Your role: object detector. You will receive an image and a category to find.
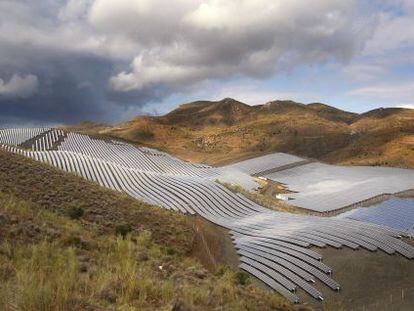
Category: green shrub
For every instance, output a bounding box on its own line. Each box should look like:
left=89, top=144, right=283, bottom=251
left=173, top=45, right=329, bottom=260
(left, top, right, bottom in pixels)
left=115, top=224, right=132, bottom=238
left=215, top=264, right=232, bottom=277
left=215, top=265, right=250, bottom=285
left=65, top=204, right=84, bottom=220
left=233, top=271, right=250, bottom=285
left=165, top=246, right=177, bottom=256
left=135, top=126, right=154, bottom=140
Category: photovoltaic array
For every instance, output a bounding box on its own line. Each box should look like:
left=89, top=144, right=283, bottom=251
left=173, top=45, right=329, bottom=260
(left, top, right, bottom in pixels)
left=1, top=128, right=413, bottom=303
left=225, top=154, right=414, bottom=212
left=337, top=198, right=414, bottom=237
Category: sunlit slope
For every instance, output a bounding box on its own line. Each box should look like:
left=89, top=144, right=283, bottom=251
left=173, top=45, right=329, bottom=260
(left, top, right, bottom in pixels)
left=0, top=149, right=293, bottom=310
left=101, top=98, right=354, bottom=164
left=91, top=98, right=414, bottom=167
left=325, top=108, right=414, bottom=167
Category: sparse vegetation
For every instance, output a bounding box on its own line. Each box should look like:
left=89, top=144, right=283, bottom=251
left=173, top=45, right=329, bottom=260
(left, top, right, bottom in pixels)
left=64, top=203, right=84, bottom=220
left=115, top=223, right=133, bottom=238
left=131, top=124, right=155, bottom=140
left=82, top=98, right=414, bottom=169
left=217, top=180, right=305, bottom=214
left=0, top=149, right=193, bottom=254
left=0, top=150, right=295, bottom=310
left=0, top=192, right=294, bottom=310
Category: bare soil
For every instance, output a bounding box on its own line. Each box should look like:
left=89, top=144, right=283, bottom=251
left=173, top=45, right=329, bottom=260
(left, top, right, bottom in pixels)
left=298, top=243, right=414, bottom=311
left=189, top=216, right=240, bottom=272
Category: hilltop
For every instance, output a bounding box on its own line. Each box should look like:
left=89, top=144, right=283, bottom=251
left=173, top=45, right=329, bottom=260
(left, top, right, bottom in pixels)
left=77, top=98, right=414, bottom=168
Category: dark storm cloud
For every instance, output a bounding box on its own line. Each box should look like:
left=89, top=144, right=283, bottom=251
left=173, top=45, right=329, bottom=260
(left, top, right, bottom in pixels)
left=0, top=0, right=389, bottom=124
left=0, top=53, right=117, bottom=125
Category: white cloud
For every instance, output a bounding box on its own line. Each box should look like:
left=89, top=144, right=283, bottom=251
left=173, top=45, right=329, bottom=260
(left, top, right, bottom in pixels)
left=363, top=0, right=414, bottom=55
left=0, top=74, right=38, bottom=98
left=342, top=62, right=387, bottom=81
left=212, top=85, right=317, bottom=106
left=0, top=1, right=104, bottom=62
left=0, top=0, right=385, bottom=100
left=347, top=81, right=414, bottom=104
left=58, top=0, right=89, bottom=22
left=397, top=104, right=414, bottom=110
left=95, top=0, right=371, bottom=92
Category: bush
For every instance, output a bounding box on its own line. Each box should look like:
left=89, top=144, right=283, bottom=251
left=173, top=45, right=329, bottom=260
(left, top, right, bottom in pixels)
left=233, top=271, right=250, bottom=285
left=65, top=204, right=84, bottom=220
left=115, top=224, right=132, bottom=238
left=215, top=265, right=250, bottom=285
left=135, top=126, right=154, bottom=140
left=215, top=264, right=232, bottom=277
left=165, top=246, right=177, bottom=256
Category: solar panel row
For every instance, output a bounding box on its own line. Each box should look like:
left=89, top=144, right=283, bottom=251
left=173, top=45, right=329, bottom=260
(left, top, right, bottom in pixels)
left=1, top=129, right=413, bottom=303
left=224, top=153, right=305, bottom=175
left=264, top=162, right=414, bottom=212
left=338, top=198, right=414, bottom=236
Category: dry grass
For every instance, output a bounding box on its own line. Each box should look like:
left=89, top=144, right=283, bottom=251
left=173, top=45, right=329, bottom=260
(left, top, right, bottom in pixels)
left=216, top=180, right=306, bottom=214
left=0, top=149, right=193, bottom=254
left=81, top=99, right=414, bottom=168
left=0, top=150, right=295, bottom=310
left=4, top=242, right=79, bottom=310
left=0, top=192, right=294, bottom=310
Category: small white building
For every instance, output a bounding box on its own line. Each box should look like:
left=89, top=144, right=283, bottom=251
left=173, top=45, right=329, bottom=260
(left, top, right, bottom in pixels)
left=276, top=194, right=289, bottom=201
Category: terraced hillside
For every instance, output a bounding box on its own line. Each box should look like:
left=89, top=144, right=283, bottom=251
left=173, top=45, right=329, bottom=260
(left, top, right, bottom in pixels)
left=1, top=128, right=414, bottom=306
left=88, top=98, right=414, bottom=168
left=0, top=148, right=292, bottom=310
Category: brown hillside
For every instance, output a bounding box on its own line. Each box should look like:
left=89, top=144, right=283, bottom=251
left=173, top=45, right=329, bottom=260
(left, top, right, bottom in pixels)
left=162, top=98, right=254, bottom=126
left=324, top=108, right=414, bottom=167
left=63, top=121, right=111, bottom=136
left=72, top=98, right=414, bottom=168
left=0, top=150, right=294, bottom=310
left=355, top=107, right=408, bottom=120
left=307, top=102, right=358, bottom=124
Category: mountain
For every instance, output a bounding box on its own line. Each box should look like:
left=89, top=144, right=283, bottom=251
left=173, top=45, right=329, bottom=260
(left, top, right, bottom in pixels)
left=75, top=98, right=414, bottom=168
left=307, top=102, right=358, bottom=124
left=162, top=98, right=254, bottom=126
left=324, top=107, right=414, bottom=167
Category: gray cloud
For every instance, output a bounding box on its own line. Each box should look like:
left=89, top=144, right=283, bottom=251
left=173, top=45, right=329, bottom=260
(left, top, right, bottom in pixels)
left=0, top=0, right=384, bottom=124
left=0, top=74, right=38, bottom=98
left=100, top=0, right=373, bottom=92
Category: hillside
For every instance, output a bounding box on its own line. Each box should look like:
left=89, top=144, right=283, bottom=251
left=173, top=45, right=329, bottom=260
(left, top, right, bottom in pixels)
left=84, top=98, right=414, bottom=168
left=1, top=130, right=414, bottom=310
left=0, top=150, right=293, bottom=310
left=324, top=107, right=414, bottom=167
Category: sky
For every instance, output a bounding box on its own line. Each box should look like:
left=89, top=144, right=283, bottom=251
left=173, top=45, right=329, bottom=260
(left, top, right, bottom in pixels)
left=0, top=0, right=413, bottom=125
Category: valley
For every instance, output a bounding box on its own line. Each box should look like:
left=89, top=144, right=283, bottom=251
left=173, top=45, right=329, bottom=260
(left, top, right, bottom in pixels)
left=1, top=127, right=414, bottom=310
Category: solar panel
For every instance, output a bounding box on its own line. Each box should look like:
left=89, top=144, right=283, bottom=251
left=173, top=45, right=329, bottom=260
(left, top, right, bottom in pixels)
left=1, top=129, right=414, bottom=303
left=263, top=163, right=414, bottom=212
left=224, top=152, right=305, bottom=175
left=337, top=198, right=414, bottom=236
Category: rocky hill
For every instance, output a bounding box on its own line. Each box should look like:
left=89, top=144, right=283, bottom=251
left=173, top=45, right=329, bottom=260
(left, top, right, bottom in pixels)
left=70, top=98, right=414, bottom=168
